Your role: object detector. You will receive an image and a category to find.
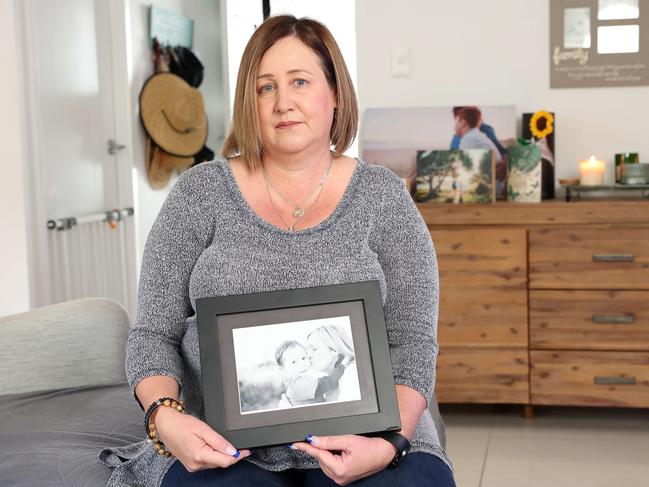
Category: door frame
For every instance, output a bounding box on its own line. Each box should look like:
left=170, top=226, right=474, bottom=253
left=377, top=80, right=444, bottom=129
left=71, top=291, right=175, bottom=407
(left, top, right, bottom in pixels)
left=15, top=0, right=137, bottom=315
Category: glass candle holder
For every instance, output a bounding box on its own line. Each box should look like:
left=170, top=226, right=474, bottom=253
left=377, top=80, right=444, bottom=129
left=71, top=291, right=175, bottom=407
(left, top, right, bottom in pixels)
left=579, top=156, right=605, bottom=186
left=615, top=152, right=639, bottom=183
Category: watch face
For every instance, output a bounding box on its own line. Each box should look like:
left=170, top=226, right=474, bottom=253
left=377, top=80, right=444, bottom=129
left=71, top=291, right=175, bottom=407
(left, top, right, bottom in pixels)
left=389, top=449, right=407, bottom=469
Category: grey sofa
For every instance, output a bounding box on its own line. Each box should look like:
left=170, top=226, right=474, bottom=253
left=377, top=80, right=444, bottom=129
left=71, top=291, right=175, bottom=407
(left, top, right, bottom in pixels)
left=0, top=298, right=142, bottom=487
left=0, top=298, right=446, bottom=487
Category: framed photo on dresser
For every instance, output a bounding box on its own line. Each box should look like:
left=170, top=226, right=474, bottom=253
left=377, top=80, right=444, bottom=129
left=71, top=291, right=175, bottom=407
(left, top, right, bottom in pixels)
left=415, top=149, right=495, bottom=204
left=196, top=281, right=401, bottom=449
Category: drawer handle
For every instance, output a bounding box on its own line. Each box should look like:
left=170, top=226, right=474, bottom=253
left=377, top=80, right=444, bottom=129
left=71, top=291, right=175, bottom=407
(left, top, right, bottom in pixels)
left=592, top=314, right=636, bottom=324
left=592, top=253, right=635, bottom=262
left=594, top=376, right=636, bottom=386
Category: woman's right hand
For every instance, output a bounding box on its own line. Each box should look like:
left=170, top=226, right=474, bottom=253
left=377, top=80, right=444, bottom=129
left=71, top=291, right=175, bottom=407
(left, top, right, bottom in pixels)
left=154, top=406, right=251, bottom=472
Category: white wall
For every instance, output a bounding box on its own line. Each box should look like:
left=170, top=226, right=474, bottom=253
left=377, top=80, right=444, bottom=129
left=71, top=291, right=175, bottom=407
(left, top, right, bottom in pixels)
left=356, top=0, right=649, bottom=184
left=0, top=0, right=30, bottom=315
left=225, top=0, right=264, bottom=120
left=128, top=0, right=227, bottom=265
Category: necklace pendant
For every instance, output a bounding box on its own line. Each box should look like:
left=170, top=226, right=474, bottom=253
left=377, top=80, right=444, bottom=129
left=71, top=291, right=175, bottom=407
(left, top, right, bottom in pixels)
left=293, top=206, right=305, bottom=218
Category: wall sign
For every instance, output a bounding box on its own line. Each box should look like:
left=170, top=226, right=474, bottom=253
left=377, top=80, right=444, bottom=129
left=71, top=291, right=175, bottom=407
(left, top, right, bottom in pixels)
left=149, top=5, right=194, bottom=49
left=550, top=0, right=649, bottom=88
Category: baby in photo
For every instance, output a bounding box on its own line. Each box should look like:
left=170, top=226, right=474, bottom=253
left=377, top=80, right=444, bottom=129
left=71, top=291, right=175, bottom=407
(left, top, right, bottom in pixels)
left=275, top=340, right=344, bottom=407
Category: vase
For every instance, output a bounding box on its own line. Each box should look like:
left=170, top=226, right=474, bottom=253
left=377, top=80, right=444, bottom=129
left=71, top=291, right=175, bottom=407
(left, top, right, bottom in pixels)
left=507, top=144, right=542, bottom=203
left=523, top=112, right=556, bottom=199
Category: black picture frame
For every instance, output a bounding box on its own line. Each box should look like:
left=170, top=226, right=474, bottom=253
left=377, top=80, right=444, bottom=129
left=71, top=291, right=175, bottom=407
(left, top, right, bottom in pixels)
left=196, top=281, right=400, bottom=450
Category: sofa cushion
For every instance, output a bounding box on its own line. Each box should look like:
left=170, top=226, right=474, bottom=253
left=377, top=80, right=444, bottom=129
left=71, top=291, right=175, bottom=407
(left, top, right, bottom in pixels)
left=0, top=383, right=142, bottom=487
left=0, top=298, right=129, bottom=394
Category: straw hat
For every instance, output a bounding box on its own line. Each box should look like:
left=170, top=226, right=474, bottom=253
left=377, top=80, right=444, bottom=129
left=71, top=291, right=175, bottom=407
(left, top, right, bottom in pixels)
left=145, top=139, right=194, bottom=190
left=140, top=72, right=207, bottom=157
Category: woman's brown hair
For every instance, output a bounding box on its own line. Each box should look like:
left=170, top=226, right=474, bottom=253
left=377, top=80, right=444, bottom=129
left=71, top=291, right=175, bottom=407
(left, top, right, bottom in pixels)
left=221, top=15, right=358, bottom=170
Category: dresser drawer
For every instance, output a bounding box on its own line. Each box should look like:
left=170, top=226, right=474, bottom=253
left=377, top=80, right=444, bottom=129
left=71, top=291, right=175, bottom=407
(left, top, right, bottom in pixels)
left=530, top=351, right=649, bottom=407
left=530, top=290, right=649, bottom=351
left=529, top=227, right=649, bottom=289
left=433, top=228, right=527, bottom=289
left=434, top=228, right=528, bottom=346
left=436, top=348, right=529, bottom=404
left=440, top=287, right=527, bottom=347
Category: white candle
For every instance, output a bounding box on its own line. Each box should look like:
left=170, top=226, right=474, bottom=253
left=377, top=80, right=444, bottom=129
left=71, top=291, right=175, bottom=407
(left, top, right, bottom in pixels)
left=579, top=156, right=605, bottom=186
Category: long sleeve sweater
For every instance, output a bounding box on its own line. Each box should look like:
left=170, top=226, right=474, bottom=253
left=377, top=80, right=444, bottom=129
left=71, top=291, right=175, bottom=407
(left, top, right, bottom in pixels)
left=101, top=158, right=451, bottom=486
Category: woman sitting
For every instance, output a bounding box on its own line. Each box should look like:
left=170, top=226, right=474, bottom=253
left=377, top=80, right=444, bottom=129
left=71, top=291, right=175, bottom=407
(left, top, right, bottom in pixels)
left=103, top=14, right=455, bottom=487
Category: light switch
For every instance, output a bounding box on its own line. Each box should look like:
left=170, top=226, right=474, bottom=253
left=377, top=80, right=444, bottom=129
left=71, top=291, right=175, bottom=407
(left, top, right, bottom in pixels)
left=391, top=47, right=411, bottom=77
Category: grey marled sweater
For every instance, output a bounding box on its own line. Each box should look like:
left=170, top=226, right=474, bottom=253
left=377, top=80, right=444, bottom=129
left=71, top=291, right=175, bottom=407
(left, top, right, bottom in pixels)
left=101, top=158, right=451, bottom=486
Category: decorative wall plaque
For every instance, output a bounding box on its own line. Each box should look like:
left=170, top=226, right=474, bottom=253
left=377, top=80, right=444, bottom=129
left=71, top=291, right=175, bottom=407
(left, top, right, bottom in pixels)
left=550, top=0, right=649, bottom=88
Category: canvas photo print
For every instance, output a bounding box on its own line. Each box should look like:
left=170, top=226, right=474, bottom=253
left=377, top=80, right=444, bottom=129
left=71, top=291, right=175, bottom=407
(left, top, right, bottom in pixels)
left=361, top=105, right=515, bottom=199
left=415, top=149, right=495, bottom=203
left=232, top=316, right=361, bottom=415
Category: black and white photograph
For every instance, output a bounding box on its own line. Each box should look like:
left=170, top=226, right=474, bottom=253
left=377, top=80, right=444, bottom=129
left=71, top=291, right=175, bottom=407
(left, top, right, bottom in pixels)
left=232, top=316, right=362, bottom=415
left=197, top=283, right=398, bottom=449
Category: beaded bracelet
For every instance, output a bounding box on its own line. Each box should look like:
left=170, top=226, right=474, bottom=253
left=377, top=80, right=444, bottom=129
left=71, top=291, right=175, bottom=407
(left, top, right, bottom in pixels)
left=144, top=397, right=186, bottom=457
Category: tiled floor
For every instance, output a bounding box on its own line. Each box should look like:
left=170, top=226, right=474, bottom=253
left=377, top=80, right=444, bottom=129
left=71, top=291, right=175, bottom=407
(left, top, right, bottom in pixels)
left=441, top=404, right=649, bottom=487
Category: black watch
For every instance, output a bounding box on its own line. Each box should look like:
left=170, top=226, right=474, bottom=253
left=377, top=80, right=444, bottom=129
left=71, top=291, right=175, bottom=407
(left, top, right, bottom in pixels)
left=374, top=431, right=411, bottom=469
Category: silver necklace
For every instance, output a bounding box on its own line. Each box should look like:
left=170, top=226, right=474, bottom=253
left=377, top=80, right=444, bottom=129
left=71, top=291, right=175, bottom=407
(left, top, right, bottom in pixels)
left=262, top=156, right=333, bottom=232
left=262, top=156, right=333, bottom=219
left=264, top=177, right=325, bottom=232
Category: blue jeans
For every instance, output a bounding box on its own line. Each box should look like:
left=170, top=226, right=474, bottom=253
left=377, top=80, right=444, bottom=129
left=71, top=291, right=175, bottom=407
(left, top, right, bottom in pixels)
left=161, top=453, right=455, bottom=486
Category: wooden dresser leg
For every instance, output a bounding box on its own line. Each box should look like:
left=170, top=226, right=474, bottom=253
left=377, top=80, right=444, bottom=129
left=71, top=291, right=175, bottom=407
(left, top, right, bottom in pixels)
left=521, top=405, right=535, bottom=418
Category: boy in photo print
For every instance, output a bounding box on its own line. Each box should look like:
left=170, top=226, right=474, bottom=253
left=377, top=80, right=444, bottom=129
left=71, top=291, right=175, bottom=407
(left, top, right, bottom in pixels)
left=274, top=340, right=344, bottom=407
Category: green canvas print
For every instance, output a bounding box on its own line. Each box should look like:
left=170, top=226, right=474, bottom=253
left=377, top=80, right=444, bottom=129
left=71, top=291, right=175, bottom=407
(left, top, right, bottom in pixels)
left=507, top=144, right=542, bottom=202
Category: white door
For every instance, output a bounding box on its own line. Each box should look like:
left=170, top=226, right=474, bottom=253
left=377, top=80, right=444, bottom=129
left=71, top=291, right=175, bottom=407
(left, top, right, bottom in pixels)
left=19, top=0, right=137, bottom=317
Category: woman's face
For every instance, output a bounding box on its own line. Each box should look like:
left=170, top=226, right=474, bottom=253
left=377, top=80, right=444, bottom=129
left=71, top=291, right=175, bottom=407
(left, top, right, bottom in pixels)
left=256, top=36, right=337, bottom=157
left=307, top=332, right=338, bottom=373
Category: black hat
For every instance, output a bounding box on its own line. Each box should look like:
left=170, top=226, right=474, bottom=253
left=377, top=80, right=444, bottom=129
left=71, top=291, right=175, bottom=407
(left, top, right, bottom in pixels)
left=169, top=46, right=204, bottom=88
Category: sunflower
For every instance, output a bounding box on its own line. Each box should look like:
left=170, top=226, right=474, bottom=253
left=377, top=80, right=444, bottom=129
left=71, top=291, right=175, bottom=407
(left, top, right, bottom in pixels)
left=529, top=110, right=554, bottom=140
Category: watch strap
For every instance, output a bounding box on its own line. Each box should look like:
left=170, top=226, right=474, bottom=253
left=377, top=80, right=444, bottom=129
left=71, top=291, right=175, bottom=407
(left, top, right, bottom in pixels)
left=373, top=431, right=411, bottom=469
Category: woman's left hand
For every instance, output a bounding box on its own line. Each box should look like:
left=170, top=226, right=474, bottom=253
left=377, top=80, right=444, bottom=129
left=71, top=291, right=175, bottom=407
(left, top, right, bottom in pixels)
left=291, top=434, right=395, bottom=486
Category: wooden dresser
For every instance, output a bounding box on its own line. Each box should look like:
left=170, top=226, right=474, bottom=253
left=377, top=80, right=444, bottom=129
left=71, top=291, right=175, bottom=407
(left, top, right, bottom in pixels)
left=418, top=201, right=649, bottom=408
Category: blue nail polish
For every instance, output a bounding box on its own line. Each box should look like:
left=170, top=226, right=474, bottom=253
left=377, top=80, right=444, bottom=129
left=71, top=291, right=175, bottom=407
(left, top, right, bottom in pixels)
left=232, top=450, right=240, bottom=458
left=288, top=444, right=295, bottom=449
left=306, top=434, right=313, bottom=444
